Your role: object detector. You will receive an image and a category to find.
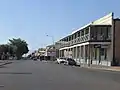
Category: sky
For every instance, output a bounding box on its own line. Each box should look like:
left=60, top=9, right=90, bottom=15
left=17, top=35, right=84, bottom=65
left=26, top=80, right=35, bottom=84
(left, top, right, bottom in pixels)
left=0, top=0, right=120, bottom=52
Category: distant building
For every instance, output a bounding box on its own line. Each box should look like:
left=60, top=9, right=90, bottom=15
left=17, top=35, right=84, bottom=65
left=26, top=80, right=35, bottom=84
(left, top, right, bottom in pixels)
left=38, top=48, right=46, bottom=56
left=45, top=45, right=56, bottom=57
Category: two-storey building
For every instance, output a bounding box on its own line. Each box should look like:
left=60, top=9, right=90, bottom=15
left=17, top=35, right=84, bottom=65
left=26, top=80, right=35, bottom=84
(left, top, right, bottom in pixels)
left=55, top=13, right=120, bottom=66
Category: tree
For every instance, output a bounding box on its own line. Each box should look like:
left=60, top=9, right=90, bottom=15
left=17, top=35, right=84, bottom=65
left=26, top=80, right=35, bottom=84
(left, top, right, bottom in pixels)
left=0, top=44, right=12, bottom=59
left=9, top=38, right=29, bottom=59
left=8, top=45, right=17, bottom=56
left=0, top=44, right=8, bottom=54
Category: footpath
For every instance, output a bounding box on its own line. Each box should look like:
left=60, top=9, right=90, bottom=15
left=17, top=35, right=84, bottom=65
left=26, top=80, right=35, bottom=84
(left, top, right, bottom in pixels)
left=82, top=64, right=120, bottom=72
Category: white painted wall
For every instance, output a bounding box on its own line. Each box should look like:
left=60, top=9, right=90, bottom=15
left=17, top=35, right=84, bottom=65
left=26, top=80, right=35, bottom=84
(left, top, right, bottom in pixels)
left=92, top=13, right=113, bottom=25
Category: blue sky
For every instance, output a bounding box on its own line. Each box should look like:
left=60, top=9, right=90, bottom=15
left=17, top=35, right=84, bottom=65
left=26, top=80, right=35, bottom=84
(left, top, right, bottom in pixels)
left=0, top=0, right=120, bottom=51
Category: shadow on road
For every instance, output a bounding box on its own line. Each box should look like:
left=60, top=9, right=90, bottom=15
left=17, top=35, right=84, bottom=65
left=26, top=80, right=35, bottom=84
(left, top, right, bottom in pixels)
left=0, top=62, right=13, bottom=68
left=0, top=72, right=32, bottom=75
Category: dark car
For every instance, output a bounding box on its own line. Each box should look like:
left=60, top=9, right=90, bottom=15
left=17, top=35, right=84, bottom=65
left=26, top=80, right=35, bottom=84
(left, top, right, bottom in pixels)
left=66, top=58, right=76, bottom=66
left=33, top=57, right=37, bottom=61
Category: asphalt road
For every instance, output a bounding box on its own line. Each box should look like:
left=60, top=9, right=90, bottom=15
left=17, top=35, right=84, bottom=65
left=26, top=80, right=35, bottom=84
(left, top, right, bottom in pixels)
left=0, top=60, right=120, bottom=90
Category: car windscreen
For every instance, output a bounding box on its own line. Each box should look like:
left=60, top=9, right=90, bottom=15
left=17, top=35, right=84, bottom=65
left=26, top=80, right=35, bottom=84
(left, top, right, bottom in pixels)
left=67, top=58, right=74, bottom=61
left=60, top=58, right=66, bottom=59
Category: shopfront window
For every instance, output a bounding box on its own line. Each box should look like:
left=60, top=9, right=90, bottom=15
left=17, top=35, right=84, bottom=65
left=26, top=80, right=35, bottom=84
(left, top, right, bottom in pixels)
left=104, top=48, right=107, bottom=60
left=100, top=48, right=107, bottom=60
left=94, top=48, right=97, bottom=59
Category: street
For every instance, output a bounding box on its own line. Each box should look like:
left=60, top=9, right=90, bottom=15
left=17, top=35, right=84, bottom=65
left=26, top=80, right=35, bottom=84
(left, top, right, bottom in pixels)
left=0, top=60, right=120, bottom=90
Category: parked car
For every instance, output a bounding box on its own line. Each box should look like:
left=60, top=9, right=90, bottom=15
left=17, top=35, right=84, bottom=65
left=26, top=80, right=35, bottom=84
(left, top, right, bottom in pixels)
left=75, top=59, right=81, bottom=67
left=65, top=58, right=76, bottom=66
left=56, top=57, right=66, bottom=64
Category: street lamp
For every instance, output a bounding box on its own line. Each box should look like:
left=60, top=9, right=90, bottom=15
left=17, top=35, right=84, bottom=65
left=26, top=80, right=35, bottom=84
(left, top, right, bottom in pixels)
left=46, top=35, right=55, bottom=45
left=46, top=35, right=56, bottom=60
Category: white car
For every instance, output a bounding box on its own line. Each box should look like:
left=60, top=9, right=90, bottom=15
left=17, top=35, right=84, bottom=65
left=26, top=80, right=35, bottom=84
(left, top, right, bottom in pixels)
left=75, top=59, right=81, bottom=66
left=56, top=58, right=66, bottom=64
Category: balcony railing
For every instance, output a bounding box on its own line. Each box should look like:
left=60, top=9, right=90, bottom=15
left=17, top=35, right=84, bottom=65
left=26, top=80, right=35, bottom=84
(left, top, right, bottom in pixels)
left=60, top=34, right=90, bottom=48
left=90, top=34, right=111, bottom=41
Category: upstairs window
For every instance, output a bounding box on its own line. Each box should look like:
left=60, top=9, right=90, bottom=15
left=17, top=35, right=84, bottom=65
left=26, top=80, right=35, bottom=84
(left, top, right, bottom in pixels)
left=78, top=31, right=80, bottom=37
left=81, top=30, right=84, bottom=36
left=85, top=28, right=89, bottom=34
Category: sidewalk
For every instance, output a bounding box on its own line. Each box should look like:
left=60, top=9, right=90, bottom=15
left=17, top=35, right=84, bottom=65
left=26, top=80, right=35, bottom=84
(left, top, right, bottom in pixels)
left=108, top=66, right=120, bottom=71
left=81, top=64, right=120, bottom=72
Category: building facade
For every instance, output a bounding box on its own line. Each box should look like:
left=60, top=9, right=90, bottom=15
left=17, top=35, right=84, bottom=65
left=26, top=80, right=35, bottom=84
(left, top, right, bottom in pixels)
left=55, top=13, right=120, bottom=66
left=45, top=45, right=56, bottom=57
left=38, top=48, right=46, bottom=56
